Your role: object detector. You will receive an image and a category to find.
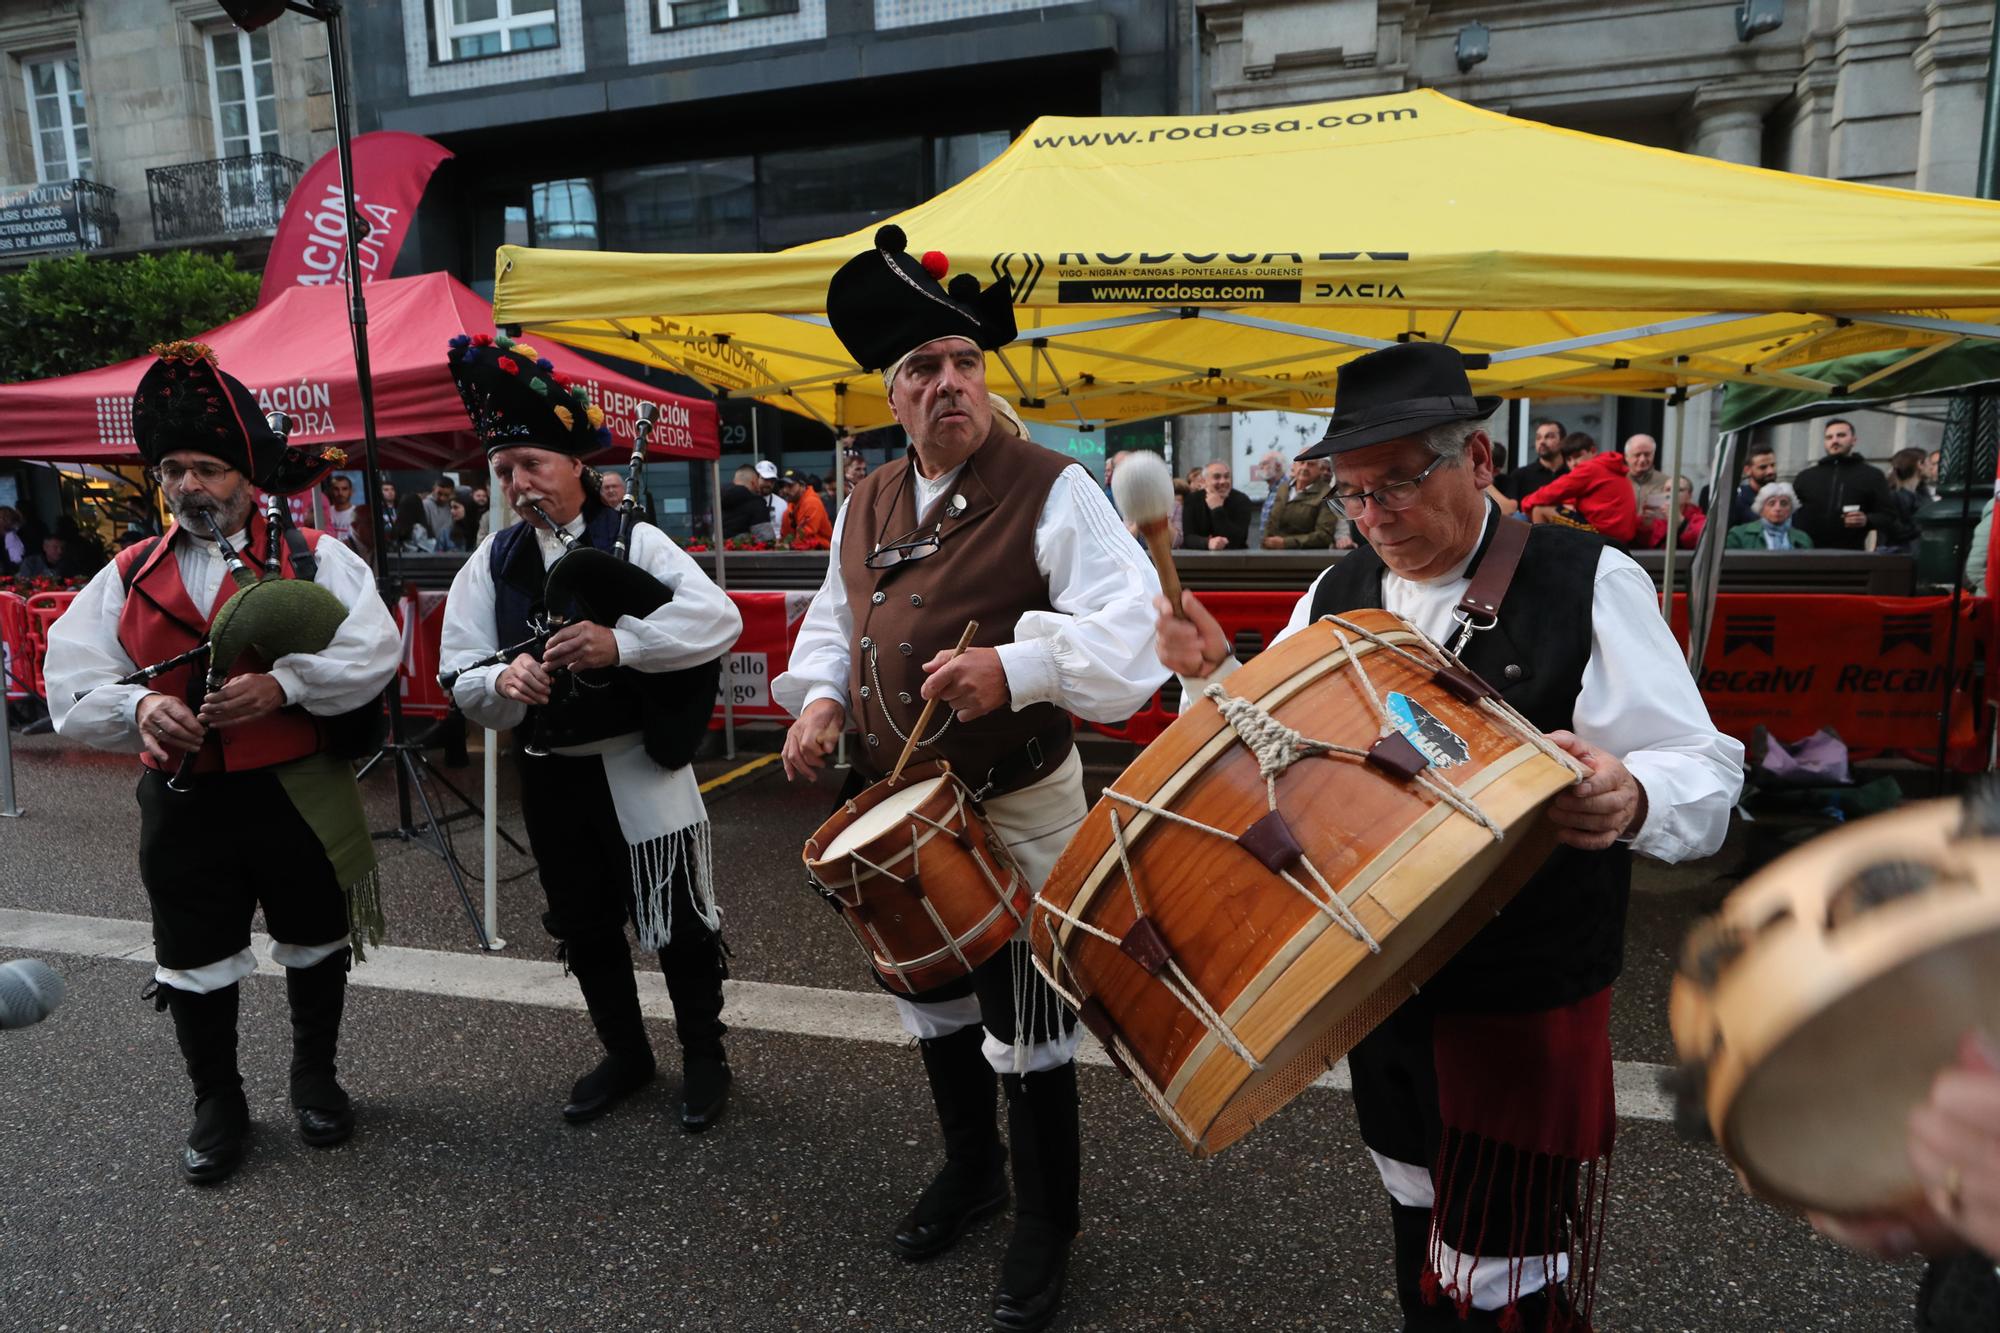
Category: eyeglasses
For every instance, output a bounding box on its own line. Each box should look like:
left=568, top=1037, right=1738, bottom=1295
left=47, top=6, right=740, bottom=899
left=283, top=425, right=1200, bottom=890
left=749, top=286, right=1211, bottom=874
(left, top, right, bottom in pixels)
left=1329, top=455, right=1451, bottom=519
left=864, top=523, right=942, bottom=570
left=152, top=461, right=236, bottom=487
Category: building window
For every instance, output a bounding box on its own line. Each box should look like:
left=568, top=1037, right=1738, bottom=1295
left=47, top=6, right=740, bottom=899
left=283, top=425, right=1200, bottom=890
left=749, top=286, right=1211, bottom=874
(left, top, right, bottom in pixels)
left=757, top=138, right=922, bottom=250
left=531, top=178, right=598, bottom=248
left=206, top=29, right=280, bottom=159
left=934, top=131, right=1009, bottom=190
left=655, top=0, right=798, bottom=30
left=436, top=0, right=558, bottom=61
left=23, top=52, right=89, bottom=183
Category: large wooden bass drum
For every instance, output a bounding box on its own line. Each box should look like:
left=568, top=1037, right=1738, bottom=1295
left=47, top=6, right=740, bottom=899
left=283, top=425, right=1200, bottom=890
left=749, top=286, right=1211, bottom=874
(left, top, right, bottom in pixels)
left=1031, top=610, right=1581, bottom=1157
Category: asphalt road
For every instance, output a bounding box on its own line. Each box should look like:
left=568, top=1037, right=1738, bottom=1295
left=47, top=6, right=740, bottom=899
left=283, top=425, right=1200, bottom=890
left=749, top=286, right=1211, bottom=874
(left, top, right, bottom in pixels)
left=0, top=727, right=1930, bottom=1331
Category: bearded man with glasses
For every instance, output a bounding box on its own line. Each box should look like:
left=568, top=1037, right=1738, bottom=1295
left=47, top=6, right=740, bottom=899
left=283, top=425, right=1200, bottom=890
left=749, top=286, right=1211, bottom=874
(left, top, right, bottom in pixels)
left=45, top=342, right=400, bottom=1186
left=1153, top=343, right=1743, bottom=1332
left=775, top=227, right=1165, bottom=1333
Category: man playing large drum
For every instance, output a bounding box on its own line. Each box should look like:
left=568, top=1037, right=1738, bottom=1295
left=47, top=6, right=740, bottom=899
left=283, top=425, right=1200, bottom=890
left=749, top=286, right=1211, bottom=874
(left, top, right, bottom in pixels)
left=777, top=225, right=1165, bottom=1333
left=1154, top=342, right=1743, bottom=1332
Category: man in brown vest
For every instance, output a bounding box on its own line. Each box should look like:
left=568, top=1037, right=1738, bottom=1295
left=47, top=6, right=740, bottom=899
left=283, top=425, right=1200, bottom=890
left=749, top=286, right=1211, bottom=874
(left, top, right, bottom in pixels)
left=776, top=226, right=1166, bottom=1333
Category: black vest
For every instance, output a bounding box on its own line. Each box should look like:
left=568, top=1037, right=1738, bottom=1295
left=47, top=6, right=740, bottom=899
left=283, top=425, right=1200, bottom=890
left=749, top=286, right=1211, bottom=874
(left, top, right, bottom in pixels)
left=1310, top=514, right=1632, bottom=1013
left=491, top=503, right=719, bottom=771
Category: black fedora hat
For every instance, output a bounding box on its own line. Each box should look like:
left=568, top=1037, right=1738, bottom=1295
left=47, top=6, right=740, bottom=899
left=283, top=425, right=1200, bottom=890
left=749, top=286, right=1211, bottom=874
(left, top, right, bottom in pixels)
left=1296, top=343, right=1500, bottom=460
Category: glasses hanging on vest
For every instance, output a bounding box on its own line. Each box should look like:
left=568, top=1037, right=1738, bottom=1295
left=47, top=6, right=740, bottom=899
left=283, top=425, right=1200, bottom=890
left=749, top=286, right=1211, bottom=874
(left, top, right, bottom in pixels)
left=865, top=521, right=943, bottom=570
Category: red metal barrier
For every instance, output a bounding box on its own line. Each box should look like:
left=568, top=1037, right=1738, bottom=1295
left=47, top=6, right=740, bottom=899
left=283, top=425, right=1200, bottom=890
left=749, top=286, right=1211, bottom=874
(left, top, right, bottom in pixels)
left=21, top=578, right=1996, bottom=772
left=1083, top=592, right=1300, bottom=746
left=22, top=592, right=78, bottom=702
left=393, top=590, right=452, bottom=719
left=0, top=592, right=32, bottom=702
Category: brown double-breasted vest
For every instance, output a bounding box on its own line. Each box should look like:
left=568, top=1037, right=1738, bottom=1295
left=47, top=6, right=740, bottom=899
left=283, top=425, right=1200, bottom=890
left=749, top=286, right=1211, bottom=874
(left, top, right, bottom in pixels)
left=838, top=424, right=1076, bottom=793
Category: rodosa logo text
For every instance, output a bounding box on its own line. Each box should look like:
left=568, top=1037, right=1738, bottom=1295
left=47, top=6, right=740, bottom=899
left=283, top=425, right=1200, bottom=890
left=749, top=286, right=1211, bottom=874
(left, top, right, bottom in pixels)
left=1031, top=105, right=1419, bottom=151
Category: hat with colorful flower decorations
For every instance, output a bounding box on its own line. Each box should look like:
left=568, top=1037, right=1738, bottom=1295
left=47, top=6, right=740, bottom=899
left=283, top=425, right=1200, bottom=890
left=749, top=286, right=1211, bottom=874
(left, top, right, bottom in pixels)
left=445, top=330, right=610, bottom=457
left=131, top=341, right=286, bottom=482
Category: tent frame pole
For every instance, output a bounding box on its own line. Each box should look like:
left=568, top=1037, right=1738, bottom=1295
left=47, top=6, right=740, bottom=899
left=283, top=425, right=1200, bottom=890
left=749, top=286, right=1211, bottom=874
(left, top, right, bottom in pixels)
left=711, top=454, right=734, bottom=761
left=1686, top=431, right=1738, bottom=671
left=1661, top=383, right=1688, bottom=616
left=1843, top=312, right=2000, bottom=341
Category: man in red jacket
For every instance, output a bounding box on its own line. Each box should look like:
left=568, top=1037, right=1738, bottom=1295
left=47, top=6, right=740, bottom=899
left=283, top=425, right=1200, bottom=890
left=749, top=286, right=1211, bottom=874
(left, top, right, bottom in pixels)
left=1520, top=432, right=1639, bottom=546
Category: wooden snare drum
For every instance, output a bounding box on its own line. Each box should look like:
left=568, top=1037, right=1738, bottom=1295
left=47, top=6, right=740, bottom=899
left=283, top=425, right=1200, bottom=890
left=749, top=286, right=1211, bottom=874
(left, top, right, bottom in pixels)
left=1669, top=793, right=2000, bottom=1213
left=1031, top=609, right=1582, bottom=1157
left=805, top=761, right=1029, bottom=995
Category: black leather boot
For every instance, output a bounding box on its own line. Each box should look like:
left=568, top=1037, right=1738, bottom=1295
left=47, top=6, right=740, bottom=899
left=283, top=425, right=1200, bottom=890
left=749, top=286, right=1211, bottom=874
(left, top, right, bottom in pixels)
left=163, top=983, right=249, bottom=1185
left=560, top=932, right=655, bottom=1123
left=991, top=1062, right=1080, bottom=1333
left=286, top=948, right=355, bottom=1148
left=894, top=1025, right=1008, bottom=1262
left=659, top=927, right=730, bottom=1133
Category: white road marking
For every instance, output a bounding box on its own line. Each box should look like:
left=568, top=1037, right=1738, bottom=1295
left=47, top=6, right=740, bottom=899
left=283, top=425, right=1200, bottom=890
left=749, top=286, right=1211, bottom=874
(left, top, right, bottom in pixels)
left=0, top=906, right=1675, bottom=1123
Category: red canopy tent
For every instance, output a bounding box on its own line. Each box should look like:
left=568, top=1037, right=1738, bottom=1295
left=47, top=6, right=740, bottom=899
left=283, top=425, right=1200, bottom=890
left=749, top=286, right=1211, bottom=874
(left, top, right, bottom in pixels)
left=0, top=272, right=719, bottom=469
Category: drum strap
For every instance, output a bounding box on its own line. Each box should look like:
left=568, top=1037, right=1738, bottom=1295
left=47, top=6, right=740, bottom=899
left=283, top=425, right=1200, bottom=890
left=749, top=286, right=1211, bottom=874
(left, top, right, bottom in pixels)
left=1448, top=511, right=1530, bottom=656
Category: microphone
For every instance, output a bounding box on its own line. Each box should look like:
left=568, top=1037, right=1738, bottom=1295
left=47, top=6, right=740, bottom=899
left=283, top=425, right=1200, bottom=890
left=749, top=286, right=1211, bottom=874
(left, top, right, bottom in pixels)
left=0, top=959, right=64, bottom=1029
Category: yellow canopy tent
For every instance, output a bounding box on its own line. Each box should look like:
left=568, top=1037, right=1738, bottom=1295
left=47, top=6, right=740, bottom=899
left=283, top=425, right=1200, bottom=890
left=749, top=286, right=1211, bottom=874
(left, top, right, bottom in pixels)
left=493, top=88, right=2000, bottom=434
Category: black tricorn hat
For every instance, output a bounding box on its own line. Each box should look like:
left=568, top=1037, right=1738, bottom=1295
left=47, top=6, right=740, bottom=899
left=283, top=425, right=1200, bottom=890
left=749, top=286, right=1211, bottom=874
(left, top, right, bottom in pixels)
left=446, top=331, right=611, bottom=457
left=826, top=224, right=1016, bottom=372
left=1296, top=343, right=1501, bottom=460
left=132, top=341, right=286, bottom=482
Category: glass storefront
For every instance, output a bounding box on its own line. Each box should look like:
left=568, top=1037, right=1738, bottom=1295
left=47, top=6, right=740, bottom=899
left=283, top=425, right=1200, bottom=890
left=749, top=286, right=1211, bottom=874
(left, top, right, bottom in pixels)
left=600, top=157, right=757, bottom=252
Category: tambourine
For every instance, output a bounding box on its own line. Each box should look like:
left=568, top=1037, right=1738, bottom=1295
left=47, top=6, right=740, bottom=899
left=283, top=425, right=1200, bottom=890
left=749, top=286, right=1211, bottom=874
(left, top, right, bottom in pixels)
left=1669, top=789, right=2000, bottom=1213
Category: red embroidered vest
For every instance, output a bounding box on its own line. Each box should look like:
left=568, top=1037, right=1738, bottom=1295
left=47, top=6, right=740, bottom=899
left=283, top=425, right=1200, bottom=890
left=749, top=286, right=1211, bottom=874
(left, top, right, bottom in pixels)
left=115, top=512, right=327, bottom=775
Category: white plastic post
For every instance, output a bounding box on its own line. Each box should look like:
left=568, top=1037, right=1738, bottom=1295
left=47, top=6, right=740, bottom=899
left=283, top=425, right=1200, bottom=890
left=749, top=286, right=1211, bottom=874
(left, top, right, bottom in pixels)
left=481, top=727, right=505, bottom=950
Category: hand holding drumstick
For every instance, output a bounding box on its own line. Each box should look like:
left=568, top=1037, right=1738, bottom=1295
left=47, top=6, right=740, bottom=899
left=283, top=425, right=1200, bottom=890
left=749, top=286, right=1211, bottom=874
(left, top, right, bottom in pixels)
left=903, top=621, right=986, bottom=780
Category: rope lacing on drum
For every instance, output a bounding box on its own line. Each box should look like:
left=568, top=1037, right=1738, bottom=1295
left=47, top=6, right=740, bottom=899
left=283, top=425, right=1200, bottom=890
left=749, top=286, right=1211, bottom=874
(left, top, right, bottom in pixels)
left=1095, top=786, right=1381, bottom=951
left=1039, top=808, right=1266, bottom=1071
left=808, top=777, right=1029, bottom=997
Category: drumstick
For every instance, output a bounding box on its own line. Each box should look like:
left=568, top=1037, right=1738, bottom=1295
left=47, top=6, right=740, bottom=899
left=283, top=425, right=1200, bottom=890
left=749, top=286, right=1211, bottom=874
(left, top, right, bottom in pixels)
left=889, top=619, right=979, bottom=785
left=1110, top=451, right=1186, bottom=618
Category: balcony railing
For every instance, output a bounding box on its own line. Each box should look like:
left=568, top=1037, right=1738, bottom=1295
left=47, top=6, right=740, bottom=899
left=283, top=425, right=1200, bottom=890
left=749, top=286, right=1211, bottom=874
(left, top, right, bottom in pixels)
left=0, top=179, right=118, bottom=258
left=147, top=152, right=304, bottom=244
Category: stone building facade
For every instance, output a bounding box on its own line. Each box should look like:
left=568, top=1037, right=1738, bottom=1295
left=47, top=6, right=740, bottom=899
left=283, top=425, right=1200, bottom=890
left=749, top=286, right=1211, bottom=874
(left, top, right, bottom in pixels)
left=1193, top=0, right=1994, bottom=479
left=0, top=0, right=336, bottom=265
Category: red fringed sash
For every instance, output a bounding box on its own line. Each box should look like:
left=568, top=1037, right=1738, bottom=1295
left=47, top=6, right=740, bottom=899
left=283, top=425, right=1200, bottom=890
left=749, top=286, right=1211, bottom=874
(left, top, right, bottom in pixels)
left=1424, top=988, right=1617, bottom=1331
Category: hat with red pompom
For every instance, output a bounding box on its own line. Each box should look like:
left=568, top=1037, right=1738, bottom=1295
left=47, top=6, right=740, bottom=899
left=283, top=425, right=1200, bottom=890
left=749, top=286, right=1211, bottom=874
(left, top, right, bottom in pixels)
left=444, top=330, right=611, bottom=457
left=825, top=224, right=1016, bottom=373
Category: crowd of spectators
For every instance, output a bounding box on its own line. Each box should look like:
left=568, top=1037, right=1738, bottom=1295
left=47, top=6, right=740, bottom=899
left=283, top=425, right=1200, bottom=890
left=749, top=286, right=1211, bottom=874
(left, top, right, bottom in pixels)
left=0, top=503, right=109, bottom=582
left=272, top=414, right=1953, bottom=567
left=716, top=457, right=841, bottom=544
left=1120, top=412, right=1952, bottom=568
